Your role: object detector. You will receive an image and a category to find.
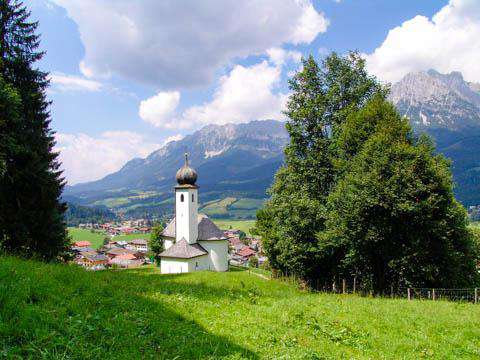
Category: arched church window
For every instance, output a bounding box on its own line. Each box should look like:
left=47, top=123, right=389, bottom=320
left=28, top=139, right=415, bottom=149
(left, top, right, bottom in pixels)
left=192, top=194, right=194, bottom=202
left=180, top=194, right=184, bottom=202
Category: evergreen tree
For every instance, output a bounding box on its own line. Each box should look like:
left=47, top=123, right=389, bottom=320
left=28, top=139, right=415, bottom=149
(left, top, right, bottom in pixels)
left=0, top=76, right=18, bottom=178
left=0, top=1, right=68, bottom=260
left=325, top=96, right=479, bottom=291
left=255, top=53, right=384, bottom=284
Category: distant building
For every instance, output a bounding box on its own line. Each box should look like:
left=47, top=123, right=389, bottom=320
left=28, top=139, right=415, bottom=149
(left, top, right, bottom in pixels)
left=73, top=241, right=91, bottom=247
left=159, top=154, right=228, bottom=274
left=76, top=253, right=108, bottom=269
left=126, top=239, right=148, bottom=252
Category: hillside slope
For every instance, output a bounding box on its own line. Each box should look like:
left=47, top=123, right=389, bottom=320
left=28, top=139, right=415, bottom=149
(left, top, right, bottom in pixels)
left=64, top=120, right=287, bottom=218
left=65, top=71, right=480, bottom=216
left=1, top=257, right=479, bottom=358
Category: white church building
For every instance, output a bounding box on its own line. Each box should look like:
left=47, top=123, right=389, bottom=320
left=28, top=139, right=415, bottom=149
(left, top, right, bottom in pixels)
left=159, top=154, right=229, bottom=274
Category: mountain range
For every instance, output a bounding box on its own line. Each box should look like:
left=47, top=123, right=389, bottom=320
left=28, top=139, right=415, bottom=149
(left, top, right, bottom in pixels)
left=64, top=70, right=480, bottom=218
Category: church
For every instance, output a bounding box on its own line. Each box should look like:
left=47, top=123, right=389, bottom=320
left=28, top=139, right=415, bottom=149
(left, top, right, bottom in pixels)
left=159, top=154, right=229, bottom=274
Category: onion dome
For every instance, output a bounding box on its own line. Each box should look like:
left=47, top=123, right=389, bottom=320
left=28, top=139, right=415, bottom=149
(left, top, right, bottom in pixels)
left=176, top=153, right=197, bottom=185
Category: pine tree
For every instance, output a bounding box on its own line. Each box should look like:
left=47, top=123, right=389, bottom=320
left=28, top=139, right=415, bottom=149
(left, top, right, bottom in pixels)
left=0, top=0, right=68, bottom=260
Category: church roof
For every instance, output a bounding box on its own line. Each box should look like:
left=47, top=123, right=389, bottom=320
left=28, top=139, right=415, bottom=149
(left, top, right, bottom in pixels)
left=161, top=213, right=227, bottom=241
left=159, top=238, right=208, bottom=259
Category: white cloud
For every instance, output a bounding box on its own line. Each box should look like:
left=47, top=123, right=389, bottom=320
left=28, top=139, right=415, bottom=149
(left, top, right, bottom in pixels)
left=56, top=131, right=160, bottom=184
left=174, top=61, right=288, bottom=129
left=266, top=47, right=302, bottom=67
left=366, top=0, right=480, bottom=83
left=139, top=91, right=180, bottom=127
left=51, top=0, right=328, bottom=88
left=49, top=73, right=103, bottom=92
left=162, top=134, right=184, bottom=146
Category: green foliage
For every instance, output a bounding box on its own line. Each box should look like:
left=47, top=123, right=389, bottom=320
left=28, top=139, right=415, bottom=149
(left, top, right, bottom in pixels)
left=0, top=1, right=68, bottom=260
left=256, top=52, right=478, bottom=291
left=65, top=203, right=117, bottom=226
left=1, top=256, right=479, bottom=359
left=256, top=52, right=384, bottom=285
left=325, top=96, right=479, bottom=291
left=249, top=255, right=259, bottom=268
left=149, top=222, right=165, bottom=265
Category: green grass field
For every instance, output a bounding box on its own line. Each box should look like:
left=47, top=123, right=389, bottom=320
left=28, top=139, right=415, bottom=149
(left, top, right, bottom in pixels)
left=68, top=227, right=106, bottom=249
left=112, top=233, right=151, bottom=242
left=68, top=228, right=151, bottom=249
left=1, top=256, right=479, bottom=359
left=213, top=219, right=256, bottom=236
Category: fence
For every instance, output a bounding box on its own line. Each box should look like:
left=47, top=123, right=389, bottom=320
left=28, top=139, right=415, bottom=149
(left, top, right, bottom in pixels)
left=268, top=272, right=479, bottom=304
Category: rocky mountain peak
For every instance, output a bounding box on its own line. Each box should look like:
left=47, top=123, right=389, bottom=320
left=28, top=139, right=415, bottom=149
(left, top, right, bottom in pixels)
left=389, top=69, right=480, bottom=130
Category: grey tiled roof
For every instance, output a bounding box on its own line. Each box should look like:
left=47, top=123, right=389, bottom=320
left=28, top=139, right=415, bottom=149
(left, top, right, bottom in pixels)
left=159, top=238, right=208, bottom=259
left=130, top=239, right=148, bottom=245
left=161, top=213, right=226, bottom=241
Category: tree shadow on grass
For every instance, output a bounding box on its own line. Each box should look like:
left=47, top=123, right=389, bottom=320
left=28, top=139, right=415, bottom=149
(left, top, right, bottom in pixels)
left=2, top=262, right=259, bottom=359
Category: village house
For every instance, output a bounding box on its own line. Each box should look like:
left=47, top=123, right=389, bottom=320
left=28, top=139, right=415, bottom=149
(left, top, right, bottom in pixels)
left=159, top=154, right=229, bottom=274
left=76, top=253, right=108, bottom=270
left=126, top=239, right=148, bottom=252
left=236, top=246, right=256, bottom=261
left=106, top=247, right=137, bottom=259
left=73, top=241, right=91, bottom=248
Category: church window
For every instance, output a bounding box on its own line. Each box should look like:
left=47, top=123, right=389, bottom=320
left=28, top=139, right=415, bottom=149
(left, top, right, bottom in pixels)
left=192, top=194, right=194, bottom=202
left=180, top=194, right=184, bottom=202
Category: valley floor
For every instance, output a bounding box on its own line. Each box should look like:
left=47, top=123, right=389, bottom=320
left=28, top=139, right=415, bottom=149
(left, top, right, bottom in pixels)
left=1, top=257, right=479, bottom=359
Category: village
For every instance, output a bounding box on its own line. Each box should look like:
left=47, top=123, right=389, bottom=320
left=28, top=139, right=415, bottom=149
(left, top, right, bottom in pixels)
left=71, top=223, right=265, bottom=271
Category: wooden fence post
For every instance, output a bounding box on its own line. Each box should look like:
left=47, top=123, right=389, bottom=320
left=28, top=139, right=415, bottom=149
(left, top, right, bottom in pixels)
left=353, top=277, right=356, bottom=294
left=475, top=288, right=478, bottom=304
left=390, top=285, right=393, bottom=298
left=432, top=288, right=436, bottom=301
left=407, top=288, right=411, bottom=301
left=342, top=279, right=346, bottom=294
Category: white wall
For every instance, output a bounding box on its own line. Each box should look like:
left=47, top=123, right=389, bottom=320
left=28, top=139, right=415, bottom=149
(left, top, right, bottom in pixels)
left=161, top=258, right=190, bottom=274
left=199, top=240, right=229, bottom=272
left=164, top=239, right=174, bottom=250
left=175, top=188, right=198, bottom=244
left=188, top=255, right=210, bottom=271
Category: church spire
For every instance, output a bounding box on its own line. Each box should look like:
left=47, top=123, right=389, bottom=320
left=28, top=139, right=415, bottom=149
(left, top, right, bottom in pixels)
left=176, top=153, right=197, bottom=186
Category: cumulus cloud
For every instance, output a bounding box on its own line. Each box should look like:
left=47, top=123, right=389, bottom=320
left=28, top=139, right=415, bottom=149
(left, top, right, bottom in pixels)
left=142, top=61, right=288, bottom=130
left=182, top=61, right=288, bottom=128
left=56, top=131, right=160, bottom=184
left=51, top=0, right=327, bottom=88
left=49, top=73, right=103, bottom=92
left=366, top=0, right=480, bottom=83
left=266, top=47, right=302, bottom=67
left=139, top=91, right=180, bottom=127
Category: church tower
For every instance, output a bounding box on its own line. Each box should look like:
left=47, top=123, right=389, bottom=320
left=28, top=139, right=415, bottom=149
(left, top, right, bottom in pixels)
left=174, top=153, right=198, bottom=244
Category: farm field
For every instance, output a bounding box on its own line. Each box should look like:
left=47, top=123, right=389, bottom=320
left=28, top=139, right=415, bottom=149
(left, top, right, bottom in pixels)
left=68, top=228, right=151, bottom=249
left=213, top=219, right=256, bottom=236
left=1, top=256, right=479, bottom=359
left=68, top=227, right=106, bottom=249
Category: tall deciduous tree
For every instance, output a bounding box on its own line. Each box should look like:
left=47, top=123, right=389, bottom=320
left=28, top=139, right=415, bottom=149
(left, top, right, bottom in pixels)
left=149, top=222, right=165, bottom=266
left=325, top=96, right=479, bottom=291
left=0, top=1, right=68, bottom=260
left=255, top=53, right=384, bottom=284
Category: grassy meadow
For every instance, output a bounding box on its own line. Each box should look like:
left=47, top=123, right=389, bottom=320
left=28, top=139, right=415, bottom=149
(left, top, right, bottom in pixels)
left=68, top=228, right=151, bottom=249
left=213, top=219, right=256, bottom=236
left=1, top=256, right=479, bottom=359
left=68, top=227, right=106, bottom=249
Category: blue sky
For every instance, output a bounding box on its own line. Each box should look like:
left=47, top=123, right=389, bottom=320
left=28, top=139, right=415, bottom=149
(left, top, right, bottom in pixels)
left=27, top=0, right=476, bottom=184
